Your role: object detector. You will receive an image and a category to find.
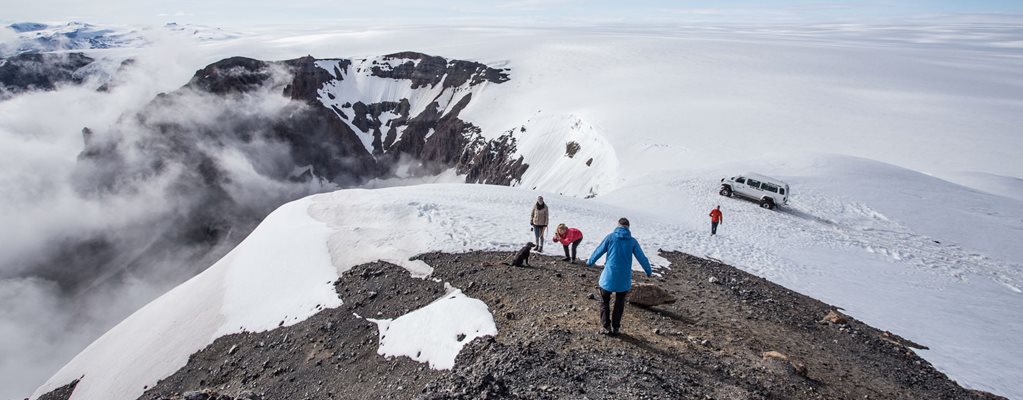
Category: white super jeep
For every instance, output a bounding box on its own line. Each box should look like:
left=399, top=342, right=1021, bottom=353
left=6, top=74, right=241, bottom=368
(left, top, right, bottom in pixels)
left=719, top=173, right=790, bottom=210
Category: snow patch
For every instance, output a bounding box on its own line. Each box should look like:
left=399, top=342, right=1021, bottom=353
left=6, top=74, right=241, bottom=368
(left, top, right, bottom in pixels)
left=368, top=284, right=497, bottom=370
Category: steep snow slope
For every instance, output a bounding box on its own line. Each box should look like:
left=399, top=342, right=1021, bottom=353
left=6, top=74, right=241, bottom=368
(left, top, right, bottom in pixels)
left=33, top=158, right=1023, bottom=398
left=511, top=114, right=619, bottom=197
left=30, top=197, right=339, bottom=400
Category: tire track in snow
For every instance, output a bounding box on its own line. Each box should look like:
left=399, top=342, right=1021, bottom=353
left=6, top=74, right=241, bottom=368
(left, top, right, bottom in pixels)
left=668, top=177, right=1023, bottom=293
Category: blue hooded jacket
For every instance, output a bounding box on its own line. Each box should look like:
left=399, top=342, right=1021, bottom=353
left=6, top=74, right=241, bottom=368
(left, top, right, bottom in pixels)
left=587, top=226, right=652, bottom=292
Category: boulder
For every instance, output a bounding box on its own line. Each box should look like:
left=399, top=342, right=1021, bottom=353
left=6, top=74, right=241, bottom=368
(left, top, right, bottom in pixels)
left=183, top=391, right=211, bottom=400
left=628, top=283, right=676, bottom=307
left=762, top=351, right=808, bottom=378
left=824, top=310, right=848, bottom=324
left=762, top=351, right=788, bottom=361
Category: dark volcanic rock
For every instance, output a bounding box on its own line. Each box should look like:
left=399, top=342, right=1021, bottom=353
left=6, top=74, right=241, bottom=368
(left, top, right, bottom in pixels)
left=137, top=262, right=449, bottom=400
left=185, top=57, right=274, bottom=94
left=80, top=251, right=1004, bottom=400
left=36, top=379, right=78, bottom=400
left=417, top=251, right=1004, bottom=400
left=627, top=282, right=676, bottom=307
left=282, top=56, right=350, bottom=102
left=370, top=51, right=509, bottom=89
left=458, top=129, right=529, bottom=186
left=0, top=52, right=94, bottom=98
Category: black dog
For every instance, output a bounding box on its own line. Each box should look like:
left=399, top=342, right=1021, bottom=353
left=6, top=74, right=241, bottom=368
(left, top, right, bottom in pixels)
left=504, top=242, right=535, bottom=267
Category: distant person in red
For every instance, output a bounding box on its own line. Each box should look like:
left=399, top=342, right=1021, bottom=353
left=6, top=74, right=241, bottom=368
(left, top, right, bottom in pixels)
left=552, top=223, right=584, bottom=263
left=709, top=206, right=723, bottom=235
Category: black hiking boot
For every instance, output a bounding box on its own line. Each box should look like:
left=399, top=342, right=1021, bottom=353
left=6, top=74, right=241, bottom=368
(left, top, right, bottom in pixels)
left=561, top=257, right=570, bottom=262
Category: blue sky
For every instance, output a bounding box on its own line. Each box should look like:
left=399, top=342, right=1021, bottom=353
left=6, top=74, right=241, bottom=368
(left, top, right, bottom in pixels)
left=5, top=0, right=1023, bottom=27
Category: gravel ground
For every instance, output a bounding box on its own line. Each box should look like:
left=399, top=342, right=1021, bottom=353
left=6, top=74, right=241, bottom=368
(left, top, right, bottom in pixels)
left=39, top=251, right=1007, bottom=400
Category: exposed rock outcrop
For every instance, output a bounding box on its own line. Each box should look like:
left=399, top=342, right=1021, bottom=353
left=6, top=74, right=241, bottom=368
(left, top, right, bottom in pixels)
left=0, top=52, right=94, bottom=99
left=36, top=379, right=78, bottom=400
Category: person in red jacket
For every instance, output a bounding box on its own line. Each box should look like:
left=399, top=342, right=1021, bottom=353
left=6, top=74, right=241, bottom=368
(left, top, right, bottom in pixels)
left=709, top=206, right=723, bottom=235
left=552, top=223, right=584, bottom=263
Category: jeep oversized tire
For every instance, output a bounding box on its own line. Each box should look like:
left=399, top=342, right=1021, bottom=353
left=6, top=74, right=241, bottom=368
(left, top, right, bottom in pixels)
left=720, top=187, right=733, bottom=197
left=760, top=199, right=775, bottom=210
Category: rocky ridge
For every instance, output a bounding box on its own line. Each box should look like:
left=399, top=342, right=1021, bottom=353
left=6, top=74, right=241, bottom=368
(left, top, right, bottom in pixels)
left=37, top=251, right=1004, bottom=400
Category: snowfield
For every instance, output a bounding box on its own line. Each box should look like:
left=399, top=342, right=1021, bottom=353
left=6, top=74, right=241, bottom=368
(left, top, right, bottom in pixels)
left=10, top=20, right=1023, bottom=400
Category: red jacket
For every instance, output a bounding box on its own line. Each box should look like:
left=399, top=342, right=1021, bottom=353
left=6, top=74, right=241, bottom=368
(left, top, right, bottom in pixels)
left=709, top=209, right=722, bottom=223
left=553, top=228, right=583, bottom=245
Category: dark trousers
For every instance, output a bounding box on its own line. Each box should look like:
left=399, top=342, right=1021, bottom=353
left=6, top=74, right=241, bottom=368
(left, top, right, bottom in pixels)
left=599, top=288, right=628, bottom=332
left=532, top=225, right=545, bottom=250
left=711, top=221, right=719, bottom=235
left=563, top=238, right=582, bottom=260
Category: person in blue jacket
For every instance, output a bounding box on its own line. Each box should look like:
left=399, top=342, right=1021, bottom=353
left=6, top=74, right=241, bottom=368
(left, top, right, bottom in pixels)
left=586, top=217, right=652, bottom=336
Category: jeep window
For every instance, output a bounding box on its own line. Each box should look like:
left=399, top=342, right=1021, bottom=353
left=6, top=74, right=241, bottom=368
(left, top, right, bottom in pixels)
left=762, top=184, right=779, bottom=193
left=746, top=179, right=761, bottom=188
left=779, top=188, right=786, bottom=195
left=736, top=177, right=746, bottom=184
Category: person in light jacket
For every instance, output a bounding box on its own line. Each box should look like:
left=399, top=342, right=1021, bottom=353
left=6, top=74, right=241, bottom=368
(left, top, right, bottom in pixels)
left=586, top=217, right=652, bottom=336
left=552, top=223, right=584, bottom=263
left=530, top=196, right=549, bottom=252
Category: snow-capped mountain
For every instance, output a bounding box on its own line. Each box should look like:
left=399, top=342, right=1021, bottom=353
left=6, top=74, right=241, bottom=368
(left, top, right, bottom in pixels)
left=1, top=21, right=147, bottom=56
left=4, top=21, right=1023, bottom=400
left=0, top=21, right=237, bottom=57
left=0, top=21, right=244, bottom=97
